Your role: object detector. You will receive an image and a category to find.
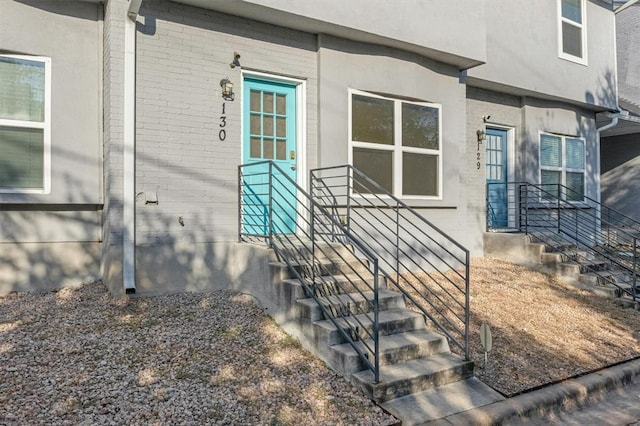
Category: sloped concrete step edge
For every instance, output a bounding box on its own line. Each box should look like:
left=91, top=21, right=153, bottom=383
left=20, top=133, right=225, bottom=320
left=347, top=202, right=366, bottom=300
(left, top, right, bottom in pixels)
left=380, top=377, right=504, bottom=426
left=429, top=358, right=640, bottom=426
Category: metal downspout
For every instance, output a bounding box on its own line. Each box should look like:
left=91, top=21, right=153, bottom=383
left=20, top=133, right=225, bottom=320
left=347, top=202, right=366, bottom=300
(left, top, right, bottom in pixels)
left=123, top=0, right=142, bottom=294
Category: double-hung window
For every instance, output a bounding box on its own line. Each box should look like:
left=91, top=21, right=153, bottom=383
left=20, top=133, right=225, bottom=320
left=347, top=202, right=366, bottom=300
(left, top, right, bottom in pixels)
left=558, top=0, right=587, bottom=64
left=540, top=133, right=585, bottom=201
left=349, top=90, right=442, bottom=199
left=0, top=54, right=51, bottom=193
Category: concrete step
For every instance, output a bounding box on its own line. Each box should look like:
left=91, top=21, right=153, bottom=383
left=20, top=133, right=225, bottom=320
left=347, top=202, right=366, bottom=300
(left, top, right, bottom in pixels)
left=380, top=377, right=504, bottom=425
left=331, top=330, right=450, bottom=375
left=309, top=273, right=387, bottom=297
left=313, top=308, right=426, bottom=347
left=351, top=352, right=474, bottom=403
left=297, top=289, right=405, bottom=322
left=271, top=256, right=371, bottom=280
left=271, top=241, right=355, bottom=262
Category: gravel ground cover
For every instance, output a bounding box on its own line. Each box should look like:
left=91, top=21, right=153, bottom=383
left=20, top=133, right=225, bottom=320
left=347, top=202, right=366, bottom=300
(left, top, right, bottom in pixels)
left=402, top=257, right=640, bottom=396
left=0, top=283, right=396, bottom=425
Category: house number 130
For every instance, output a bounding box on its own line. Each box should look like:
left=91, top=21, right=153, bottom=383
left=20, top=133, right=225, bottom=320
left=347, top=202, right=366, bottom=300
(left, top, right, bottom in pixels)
left=219, top=103, right=227, bottom=141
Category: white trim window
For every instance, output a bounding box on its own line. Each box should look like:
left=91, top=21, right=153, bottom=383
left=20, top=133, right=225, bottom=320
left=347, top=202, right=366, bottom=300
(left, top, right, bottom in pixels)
left=349, top=90, right=442, bottom=199
left=558, top=0, right=587, bottom=64
left=540, top=133, right=585, bottom=201
left=0, top=54, right=51, bottom=193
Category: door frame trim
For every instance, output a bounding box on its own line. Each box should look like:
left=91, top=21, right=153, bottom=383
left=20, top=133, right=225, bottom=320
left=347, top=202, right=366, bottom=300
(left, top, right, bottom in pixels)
left=240, top=70, right=308, bottom=232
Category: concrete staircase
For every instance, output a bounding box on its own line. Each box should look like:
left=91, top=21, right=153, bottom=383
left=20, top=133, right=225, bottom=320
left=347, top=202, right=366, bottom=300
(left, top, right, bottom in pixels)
left=268, top=242, right=504, bottom=425
left=484, top=232, right=639, bottom=307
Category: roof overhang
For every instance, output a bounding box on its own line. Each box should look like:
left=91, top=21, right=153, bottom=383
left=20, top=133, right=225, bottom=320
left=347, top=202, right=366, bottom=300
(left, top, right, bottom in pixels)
left=168, top=0, right=485, bottom=70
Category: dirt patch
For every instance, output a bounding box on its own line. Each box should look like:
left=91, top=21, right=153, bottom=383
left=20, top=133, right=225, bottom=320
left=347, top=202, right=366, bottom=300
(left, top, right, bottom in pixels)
left=403, top=257, right=640, bottom=396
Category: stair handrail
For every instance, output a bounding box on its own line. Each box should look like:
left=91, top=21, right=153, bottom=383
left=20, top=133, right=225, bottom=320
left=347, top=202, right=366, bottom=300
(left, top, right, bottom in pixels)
left=311, top=164, right=470, bottom=360
left=487, top=181, right=638, bottom=300
left=239, top=160, right=381, bottom=382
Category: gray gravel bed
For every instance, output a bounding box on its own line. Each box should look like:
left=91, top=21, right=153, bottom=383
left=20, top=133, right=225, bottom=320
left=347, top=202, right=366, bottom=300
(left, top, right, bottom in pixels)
left=0, top=282, right=397, bottom=425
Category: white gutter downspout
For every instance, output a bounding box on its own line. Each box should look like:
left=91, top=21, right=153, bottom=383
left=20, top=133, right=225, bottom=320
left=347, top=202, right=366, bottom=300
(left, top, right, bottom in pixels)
left=123, top=0, right=142, bottom=294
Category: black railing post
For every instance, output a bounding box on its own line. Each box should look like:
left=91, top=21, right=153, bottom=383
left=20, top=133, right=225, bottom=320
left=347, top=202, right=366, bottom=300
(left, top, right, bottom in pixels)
left=311, top=178, right=316, bottom=287
left=237, top=165, right=242, bottom=242
left=557, top=186, right=561, bottom=235
left=268, top=162, right=273, bottom=248
left=464, top=250, right=470, bottom=361
left=346, top=167, right=352, bottom=235
left=396, top=201, right=400, bottom=277
left=634, top=237, right=638, bottom=302
left=523, top=184, right=529, bottom=235
left=485, top=183, right=490, bottom=232
left=373, top=258, right=380, bottom=384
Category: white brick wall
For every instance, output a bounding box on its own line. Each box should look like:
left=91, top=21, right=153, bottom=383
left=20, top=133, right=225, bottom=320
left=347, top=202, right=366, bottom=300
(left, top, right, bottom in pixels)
left=134, top=0, right=318, bottom=245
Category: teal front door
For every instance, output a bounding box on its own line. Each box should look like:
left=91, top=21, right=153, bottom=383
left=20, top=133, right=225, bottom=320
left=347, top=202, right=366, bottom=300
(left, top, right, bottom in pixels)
left=486, top=128, right=508, bottom=227
left=242, top=78, right=297, bottom=235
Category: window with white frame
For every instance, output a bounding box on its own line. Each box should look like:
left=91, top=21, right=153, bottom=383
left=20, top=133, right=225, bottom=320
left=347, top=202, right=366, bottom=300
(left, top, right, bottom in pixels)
left=540, top=133, right=585, bottom=201
left=559, top=0, right=587, bottom=63
left=349, top=90, right=441, bottom=198
left=0, top=54, right=51, bottom=193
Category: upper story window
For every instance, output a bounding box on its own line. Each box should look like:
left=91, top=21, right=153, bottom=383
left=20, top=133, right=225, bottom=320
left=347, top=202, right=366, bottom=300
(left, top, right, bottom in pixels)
left=558, top=0, right=587, bottom=64
left=0, top=54, right=51, bottom=193
left=349, top=90, right=442, bottom=199
left=540, top=132, right=585, bottom=202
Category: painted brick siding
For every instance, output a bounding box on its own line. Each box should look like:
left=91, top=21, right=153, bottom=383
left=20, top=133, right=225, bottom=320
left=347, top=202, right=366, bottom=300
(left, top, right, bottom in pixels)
left=617, top=5, right=640, bottom=105
left=134, top=1, right=318, bottom=245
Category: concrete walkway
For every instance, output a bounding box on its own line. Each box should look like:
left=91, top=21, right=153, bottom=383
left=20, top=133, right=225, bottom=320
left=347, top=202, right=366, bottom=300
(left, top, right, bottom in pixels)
left=426, top=357, right=640, bottom=425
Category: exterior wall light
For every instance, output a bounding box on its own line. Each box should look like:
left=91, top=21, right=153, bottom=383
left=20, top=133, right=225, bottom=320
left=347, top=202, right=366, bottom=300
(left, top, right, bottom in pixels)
left=220, top=78, right=234, bottom=101
left=477, top=129, right=486, bottom=143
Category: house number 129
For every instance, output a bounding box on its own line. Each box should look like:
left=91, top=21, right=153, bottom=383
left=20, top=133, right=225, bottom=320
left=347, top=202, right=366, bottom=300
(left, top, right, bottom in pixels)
left=219, top=103, right=227, bottom=141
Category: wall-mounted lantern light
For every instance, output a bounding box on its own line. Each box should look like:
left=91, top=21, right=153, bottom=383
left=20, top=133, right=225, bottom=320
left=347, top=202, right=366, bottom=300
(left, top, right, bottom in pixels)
left=220, top=78, right=234, bottom=101
left=476, top=129, right=486, bottom=143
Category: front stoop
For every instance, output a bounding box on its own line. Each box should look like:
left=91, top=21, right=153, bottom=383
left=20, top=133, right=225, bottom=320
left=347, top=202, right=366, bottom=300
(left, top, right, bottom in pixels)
left=267, top=242, right=504, bottom=425
left=484, top=232, right=639, bottom=307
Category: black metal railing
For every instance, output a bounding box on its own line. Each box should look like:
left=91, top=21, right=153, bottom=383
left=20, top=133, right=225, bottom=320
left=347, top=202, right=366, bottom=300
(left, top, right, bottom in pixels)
left=311, top=165, right=470, bottom=359
left=239, top=161, right=381, bottom=382
left=486, top=182, right=639, bottom=300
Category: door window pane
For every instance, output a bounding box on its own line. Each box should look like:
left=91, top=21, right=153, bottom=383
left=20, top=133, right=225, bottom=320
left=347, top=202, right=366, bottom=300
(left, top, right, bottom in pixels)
left=402, top=153, right=437, bottom=196
left=353, top=147, right=393, bottom=193
left=0, top=127, right=44, bottom=188
left=276, top=117, right=286, bottom=137
left=276, top=140, right=286, bottom=160
left=250, top=90, right=261, bottom=112
left=352, top=95, right=393, bottom=145
left=263, top=139, right=274, bottom=159
left=263, top=116, right=274, bottom=136
left=250, top=113, right=261, bottom=134
left=276, top=94, right=286, bottom=115
left=263, top=92, right=274, bottom=113
left=402, top=103, right=439, bottom=150
left=250, top=137, right=261, bottom=158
